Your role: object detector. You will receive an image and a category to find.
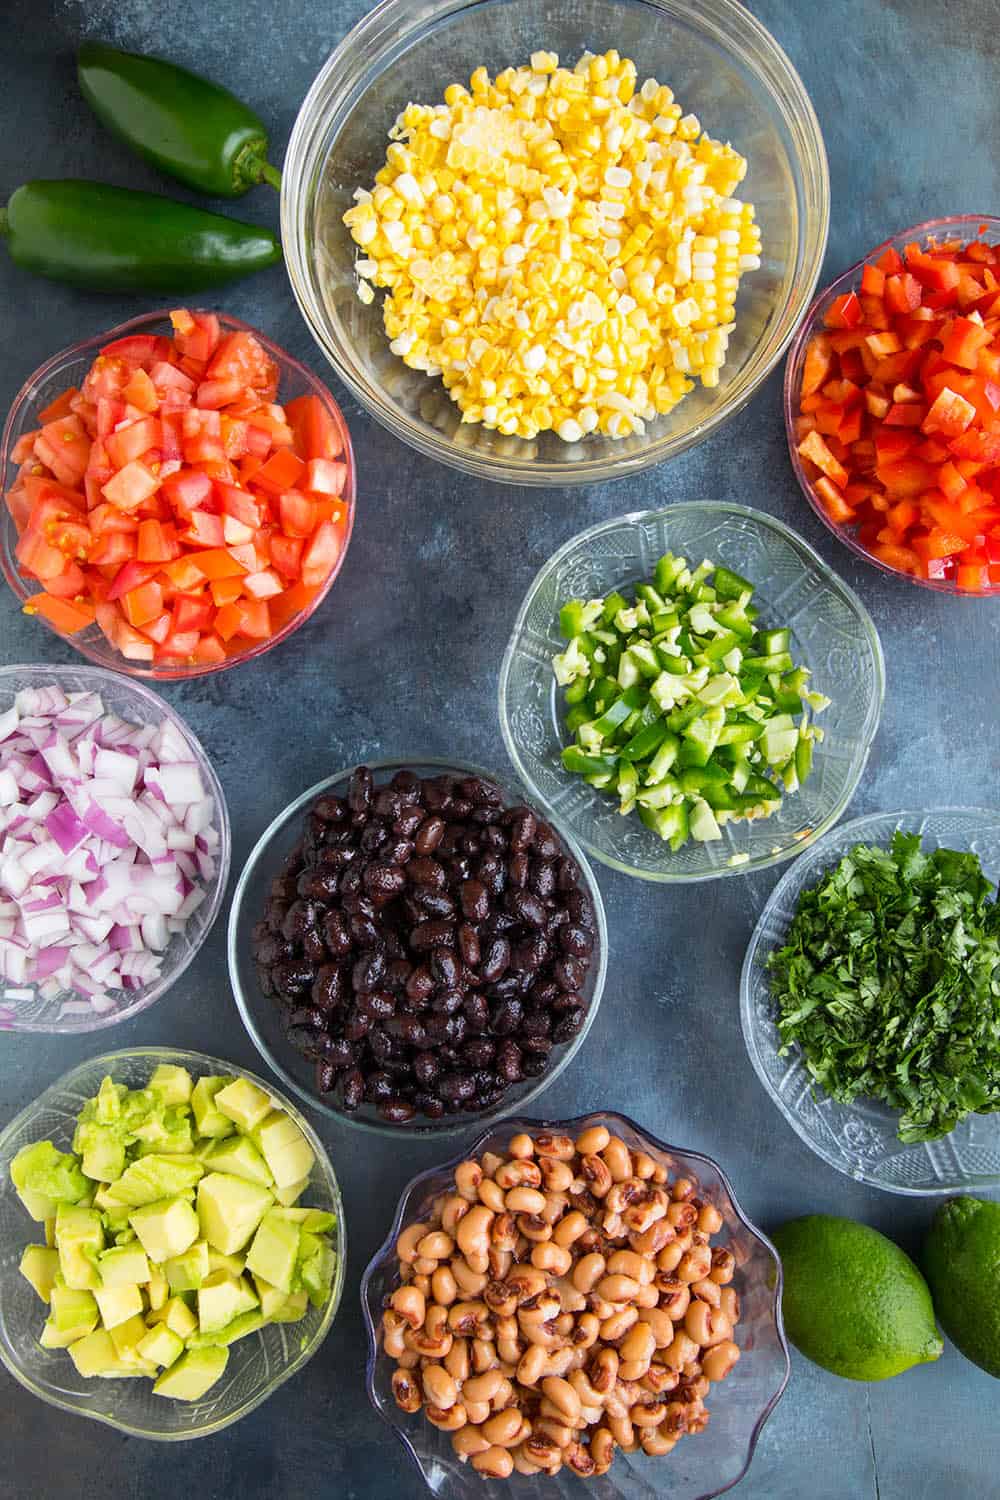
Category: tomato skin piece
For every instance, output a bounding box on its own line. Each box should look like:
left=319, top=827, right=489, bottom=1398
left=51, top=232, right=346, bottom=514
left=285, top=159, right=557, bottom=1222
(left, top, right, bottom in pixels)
left=300, top=520, right=342, bottom=587
left=251, top=447, right=306, bottom=495
left=270, top=534, right=303, bottom=580
left=278, top=491, right=317, bottom=537
left=284, top=394, right=343, bottom=461
left=171, top=592, right=214, bottom=633
left=824, top=291, right=863, bottom=330
left=38, top=387, right=80, bottom=425
left=122, top=579, right=164, bottom=628
left=161, top=468, right=212, bottom=516
left=304, top=458, right=347, bottom=496
left=23, top=592, right=95, bottom=633
left=105, top=415, right=161, bottom=470
left=215, top=482, right=262, bottom=528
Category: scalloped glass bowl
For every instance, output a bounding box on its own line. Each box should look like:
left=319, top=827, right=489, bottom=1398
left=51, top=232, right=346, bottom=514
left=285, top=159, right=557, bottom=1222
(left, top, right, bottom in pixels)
left=282, top=0, right=829, bottom=486
left=0, top=310, right=356, bottom=678
left=0, top=1048, right=346, bottom=1439
left=500, top=504, right=884, bottom=883
left=362, top=1111, right=789, bottom=1498
left=741, top=807, right=1000, bottom=1194
left=784, top=214, right=1000, bottom=594
left=228, top=759, right=608, bottom=1136
left=0, top=663, right=230, bottom=1034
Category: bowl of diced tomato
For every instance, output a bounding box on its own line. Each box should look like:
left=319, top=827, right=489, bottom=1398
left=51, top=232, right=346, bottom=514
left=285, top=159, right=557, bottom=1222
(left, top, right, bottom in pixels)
left=1, top=309, right=355, bottom=675
left=785, top=215, right=1000, bottom=595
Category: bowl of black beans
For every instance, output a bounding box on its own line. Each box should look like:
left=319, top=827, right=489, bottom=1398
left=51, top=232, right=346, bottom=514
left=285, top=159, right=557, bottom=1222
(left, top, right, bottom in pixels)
left=227, top=761, right=608, bottom=1133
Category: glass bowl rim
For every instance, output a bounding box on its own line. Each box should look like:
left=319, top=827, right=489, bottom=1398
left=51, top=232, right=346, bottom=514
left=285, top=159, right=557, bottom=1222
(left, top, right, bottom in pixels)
left=0, top=661, right=232, bottom=1034
left=280, top=0, right=830, bottom=487
left=361, top=1107, right=790, bottom=1498
left=783, top=213, right=1000, bottom=596
left=227, top=756, right=609, bottom=1136
left=739, top=803, right=1000, bottom=1195
left=498, top=501, right=886, bottom=883
left=0, top=308, right=357, bottom=679
left=0, top=1044, right=347, bottom=1439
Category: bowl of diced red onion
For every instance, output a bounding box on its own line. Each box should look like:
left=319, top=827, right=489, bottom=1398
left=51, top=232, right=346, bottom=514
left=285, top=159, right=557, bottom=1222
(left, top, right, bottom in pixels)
left=0, top=664, right=229, bottom=1033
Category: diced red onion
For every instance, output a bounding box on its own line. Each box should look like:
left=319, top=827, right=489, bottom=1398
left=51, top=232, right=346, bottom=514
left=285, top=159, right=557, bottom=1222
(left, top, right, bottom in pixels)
left=0, top=689, right=219, bottom=1015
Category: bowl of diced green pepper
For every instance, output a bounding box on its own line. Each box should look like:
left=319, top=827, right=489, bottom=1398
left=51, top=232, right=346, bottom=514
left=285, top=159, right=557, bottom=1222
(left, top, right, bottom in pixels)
left=499, top=503, right=884, bottom=882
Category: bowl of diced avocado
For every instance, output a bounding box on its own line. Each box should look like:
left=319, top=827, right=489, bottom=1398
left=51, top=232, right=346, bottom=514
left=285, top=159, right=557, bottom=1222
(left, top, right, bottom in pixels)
left=0, top=1048, right=345, bottom=1439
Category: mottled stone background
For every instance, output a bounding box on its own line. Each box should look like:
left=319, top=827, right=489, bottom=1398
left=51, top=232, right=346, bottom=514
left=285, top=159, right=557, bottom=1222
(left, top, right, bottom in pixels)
left=1, top=1, right=998, bottom=1495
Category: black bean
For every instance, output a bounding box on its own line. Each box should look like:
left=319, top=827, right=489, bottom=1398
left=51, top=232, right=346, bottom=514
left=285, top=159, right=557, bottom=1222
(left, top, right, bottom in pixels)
left=385, top=838, right=414, bottom=866
left=282, top=900, right=320, bottom=943
left=272, top=960, right=316, bottom=999
left=533, top=822, right=561, bottom=859
left=413, top=888, right=456, bottom=919
left=495, top=1039, right=523, bottom=1082
left=413, top=815, right=445, bottom=853
left=521, top=1051, right=549, bottom=1078
left=412, top=1093, right=444, bottom=1119
left=394, top=806, right=425, bottom=838
left=363, top=990, right=396, bottom=1021
left=374, top=789, right=404, bottom=819
left=365, top=1070, right=395, bottom=1104
left=457, top=923, right=481, bottom=968
left=481, top=936, right=511, bottom=984
left=413, top=1050, right=440, bottom=1086
left=286, top=1024, right=321, bottom=1055
left=560, top=924, right=594, bottom=957
left=489, top=973, right=523, bottom=1003
left=342, top=1069, right=364, bottom=1109
left=567, top=889, right=595, bottom=929
left=489, top=997, right=524, bottom=1036
left=315, top=1060, right=337, bottom=1093
left=410, top=918, right=455, bottom=951
left=463, top=992, right=490, bottom=1033
left=408, top=855, right=446, bottom=889
left=520, top=1034, right=553, bottom=1056
left=348, top=913, right=380, bottom=948
left=552, top=1008, right=586, bottom=1043
left=390, top=769, right=420, bottom=798
left=520, top=1007, right=552, bottom=1038
left=348, top=766, right=373, bottom=814
left=380, top=1098, right=416, bottom=1123
left=430, top=988, right=465, bottom=1015
left=507, top=852, right=530, bottom=890
left=342, top=1007, right=372, bottom=1041
left=405, top=964, right=435, bottom=1003
left=439, top=1071, right=476, bottom=1104
left=530, top=860, right=557, bottom=900
left=463, top=1038, right=495, bottom=1068
left=252, top=932, right=291, bottom=966
left=430, top=947, right=461, bottom=989
left=385, top=1014, right=428, bottom=1047
left=509, top=808, right=537, bottom=850
left=339, top=864, right=363, bottom=896
left=476, top=853, right=506, bottom=896
left=363, top=862, right=407, bottom=901
left=460, top=879, right=489, bottom=923
left=360, top=822, right=389, bottom=855
left=553, top=957, right=585, bottom=992
left=508, top=889, right=546, bottom=928
left=323, top=1038, right=357, bottom=1070
left=321, top=909, right=352, bottom=958
left=425, top=1011, right=468, bottom=1046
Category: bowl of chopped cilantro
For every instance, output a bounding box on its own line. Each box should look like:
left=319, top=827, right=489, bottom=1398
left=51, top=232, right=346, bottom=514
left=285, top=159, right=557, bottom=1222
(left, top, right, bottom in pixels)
left=741, top=808, right=1000, bottom=1193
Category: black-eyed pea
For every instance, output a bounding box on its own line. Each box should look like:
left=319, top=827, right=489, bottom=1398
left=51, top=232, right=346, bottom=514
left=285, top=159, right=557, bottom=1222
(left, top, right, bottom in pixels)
left=685, top=1301, right=732, bottom=1348
left=390, top=1285, right=426, bottom=1329
left=505, top=1185, right=547, bottom=1216
left=416, top=1230, right=454, bottom=1261
left=512, top=1446, right=545, bottom=1476
left=484, top=1278, right=518, bottom=1319
left=710, top=1246, right=736, bottom=1285
left=703, top=1339, right=741, bottom=1382
left=545, top=1346, right=576, bottom=1378
left=531, top=1241, right=573, bottom=1276
left=591, top=1424, right=615, bottom=1474
left=524, top=1436, right=563, bottom=1469
left=677, top=1244, right=713, bottom=1284
left=657, top=1241, right=685, bottom=1275
left=422, top=1363, right=459, bottom=1409
left=441, top=1194, right=470, bottom=1236
left=478, top=1178, right=506, bottom=1214
left=518, top=1290, right=561, bottom=1326
left=681, top=1358, right=703, bottom=1381
left=396, top=1221, right=430, bottom=1264
left=575, top=1124, right=611, bottom=1156
left=720, top=1286, right=740, bottom=1325
left=630, top=1398, right=667, bottom=1428
left=538, top=1157, right=574, bottom=1192
left=520, top=1319, right=559, bottom=1349
left=606, top=1410, right=634, bottom=1449
left=629, top=1219, right=675, bottom=1257
left=692, top=1277, right=722, bottom=1308
left=516, top=1342, right=548, bottom=1386
left=631, top=1150, right=658, bottom=1180
left=425, top=1402, right=467, bottom=1432
left=448, top=1299, right=489, bottom=1337
left=640, top=1426, right=676, bottom=1456
left=516, top=1212, right=553, bottom=1243
left=534, top=1132, right=575, bottom=1161
left=663, top=1330, right=700, bottom=1371
left=571, top=1311, right=600, bottom=1350
left=580, top=1153, right=613, bottom=1198
left=572, top=1252, right=607, bottom=1294
left=553, top=1210, right=589, bottom=1249
left=494, top=1158, right=542, bottom=1191
left=454, top=1160, right=483, bottom=1201
left=540, top=1190, right=570, bottom=1226
left=656, top=1277, right=691, bottom=1320
left=507, top=1132, right=535, bottom=1160
left=452, top=1424, right=492, bottom=1457
left=642, top=1362, right=679, bottom=1396
left=635, top=1283, right=660, bottom=1310
left=602, top=1212, right=625, bottom=1239
left=663, top=1399, right=693, bottom=1436
left=589, top=1345, right=619, bottom=1393
left=600, top=1306, right=638, bottom=1343
left=471, top=1336, right=498, bottom=1373
left=587, top=1294, right=616, bottom=1321
left=637, top=1307, right=675, bottom=1347
left=697, top=1202, right=724, bottom=1235
left=667, top=1199, right=698, bottom=1230
left=497, top=1335, right=522, bottom=1367
left=481, top=1151, right=504, bottom=1178
left=596, top=1272, right=641, bottom=1303
left=565, top=1440, right=597, bottom=1478
left=396, top=1348, right=420, bottom=1370
left=607, top=1249, right=654, bottom=1284
left=482, top=1407, right=524, bottom=1448
left=619, top=1322, right=656, bottom=1368
left=671, top=1176, right=696, bottom=1202
left=392, top=1368, right=422, bottom=1412
left=452, top=1258, right=488, bottom=1296
left=569, top=1365, right=604, bottom=1406
left=536, top=1408, right=576, bottom=1444
left=463, top=1367, right=504, bottom=1405
left=490, top=1211, right=520, bottom=1255
left=601, top=1136, right=632, bottom=1182
left=471, top=1445, right=514, bottom=1478
left=677, top=1373, right=710, bottom=1402
left=456, top=1204, right=494, bottom=1268
left=464, top=1398, right=491, bottom=1425
left=508, top=1264, right=548, bottom=1303
left=411, top=1272, right=432, bottom=1295
left=488, top=1247, right=513, bottom=1282
left=444, top=1336, right=470, bottom=1383
left=554, top=1312, right=574, bottom=1339
left=541, top=1374, right=583, bottom=1425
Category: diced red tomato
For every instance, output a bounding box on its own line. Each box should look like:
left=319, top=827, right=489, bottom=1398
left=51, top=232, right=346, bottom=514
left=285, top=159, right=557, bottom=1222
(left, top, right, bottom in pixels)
left=8, top=309, right=353, bottom=662
left=794, top=233, right=1000, bottom=591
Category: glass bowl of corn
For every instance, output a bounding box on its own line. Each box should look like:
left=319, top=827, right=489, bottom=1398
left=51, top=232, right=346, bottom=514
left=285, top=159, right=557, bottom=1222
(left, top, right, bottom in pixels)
left=282, top=0, right=829, bottom=486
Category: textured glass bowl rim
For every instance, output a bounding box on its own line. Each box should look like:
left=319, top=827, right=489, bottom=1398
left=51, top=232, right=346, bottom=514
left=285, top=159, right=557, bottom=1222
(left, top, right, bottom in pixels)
left=739, top=805, right=1000, bottom=1195
left=498, top=502, right=886, bottom=883
left=0, top=1046, right=347, bottom=1439
left=783, top=213, right=1000, bottom=595
left=280, top=0, right=830, bottom=487
left=0, top=309, right=357, bottom=679
left=227, top=757, right=609, bottom=1136
left=361, top=1109, right=790, bottom=1498
left=0, top=662, right=231, bottom=1034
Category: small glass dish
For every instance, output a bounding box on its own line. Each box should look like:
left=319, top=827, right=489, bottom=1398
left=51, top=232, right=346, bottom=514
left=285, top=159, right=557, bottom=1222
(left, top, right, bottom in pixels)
left=499, top=503, right=884, bottom=883
left=0, top=1047, right=346, bottom=1440
left=1, top=309, right=356, bottom=678
left=0, top=663, right=230, bottom=1034
left=282, top=0, right=829, bottom=486
left=741, top=807, right=1000, bottom=1195
left=784, top=214, right=1000, bottom=594
left=361, top=1111, right=789, bottom=1498
left=227, top=759, right=607, bottom=1135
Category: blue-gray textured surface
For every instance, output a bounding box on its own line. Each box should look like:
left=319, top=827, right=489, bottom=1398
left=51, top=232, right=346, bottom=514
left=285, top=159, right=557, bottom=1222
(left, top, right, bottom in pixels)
left=0, top=1, right=998, bottom=1496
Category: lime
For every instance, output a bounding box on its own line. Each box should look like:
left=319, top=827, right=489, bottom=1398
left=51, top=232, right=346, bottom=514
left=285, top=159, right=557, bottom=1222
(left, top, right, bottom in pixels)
left=772, top=1214, right=943, bottom=1381
left=925, top=1196, right=1000, bottom=1379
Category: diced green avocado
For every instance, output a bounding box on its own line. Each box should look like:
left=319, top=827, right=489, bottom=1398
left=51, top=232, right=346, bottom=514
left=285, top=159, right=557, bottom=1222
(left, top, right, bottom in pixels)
left=147, top=1263, right=169, bottom=1312
left=190, top=1077, right=235, bottom=1139
left=689, top=798, right=722, bottom=843
left=129, top=1197, right=199, bottom=1264
left=76, top=1124, right=126, bottom=1184
left=197, top=1173, right=273, bottom=1256
left=206, top=1249, right=245, bottom=1277
left=152, top=1345, right=229, bottom=1401
left=55, top=1204, right=104, bottom=1290
left=98, top=1244, right=151, bottom=1289
left=109, top=1312, right=154, bottom=1366
left=147, top=1295, right=198, bottom=1340
left=253, top=1276, right=289, bottom=1321
left=274, top=1176, right=309, bottom=1207
left=214, top=1078, right=273, bottom=1135
left=148, top=1065, right=193, bottom=1107
left=89, top=1077, right=125, bottom=1126
left=40, top=1313, right=98, bottom=1349
left=271, top=1208, right=336, bottom=1234
left=68, top=1327, right=152, bottom=1379
left=297, top=1230, right=336, bottom=1308
left=245, top=1212, right=300, bottom=1294
left=165, top=1239, right=211, bottom=1293
left=205, top=1136, right=273, bottom=1188
left=93, top=1184, right=132, bottom=1232
left=50, top=1282, right=99, bottom=1335
left=254, top=1112, right=314, bottom=1191
left=271, top=1289, right=309, bottom=1323
left=44, top=1217, right=56, bottom=1248
left=11, top=1141, right=88, bottom=1220
left=106, top=1154, right=203, bottom=1208
left=132, top=1108, right=195, bottom=1157
left=19, top=1245, right=60, bottom=1303
left=137, top=1323, right=184, bottom=1369
left=190, top=1310, right=266, bottom=1348
left=197, top=1271, right=258, bottom=1334
left=94, top=1281, right=144, bottom=1330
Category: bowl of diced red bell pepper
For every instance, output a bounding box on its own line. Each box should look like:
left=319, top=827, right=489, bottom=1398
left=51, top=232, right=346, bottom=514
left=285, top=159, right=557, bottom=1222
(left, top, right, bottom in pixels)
left=785, top=215, right=1000, bottom=595
left=1, top=309, right=355, bottom=675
